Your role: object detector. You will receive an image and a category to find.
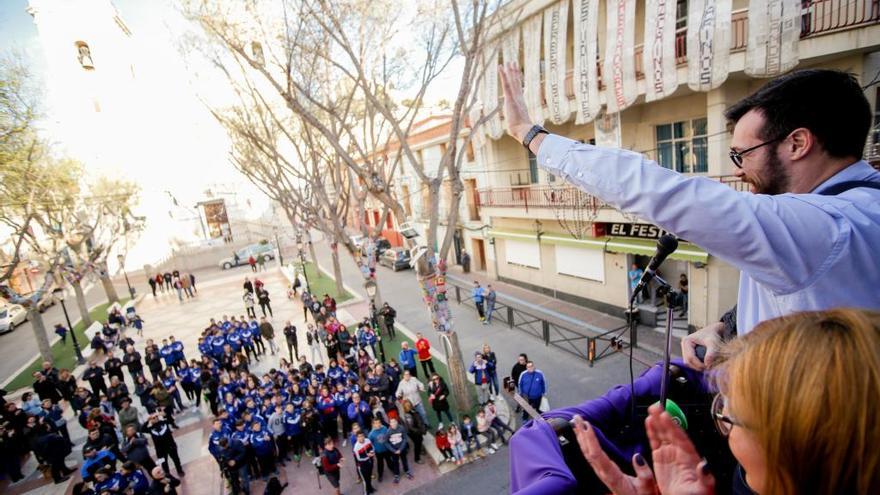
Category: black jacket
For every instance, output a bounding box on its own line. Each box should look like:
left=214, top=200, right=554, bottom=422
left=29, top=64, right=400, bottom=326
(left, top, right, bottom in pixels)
left=123, top=352, right=143, bottom=372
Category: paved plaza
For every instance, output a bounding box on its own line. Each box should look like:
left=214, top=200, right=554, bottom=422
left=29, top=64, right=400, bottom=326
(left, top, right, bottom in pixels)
left=5, top=266, right=444, bottom=495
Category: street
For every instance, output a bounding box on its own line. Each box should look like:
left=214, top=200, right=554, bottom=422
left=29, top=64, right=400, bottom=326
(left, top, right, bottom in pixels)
left=0, top=279, right=130, bottom=383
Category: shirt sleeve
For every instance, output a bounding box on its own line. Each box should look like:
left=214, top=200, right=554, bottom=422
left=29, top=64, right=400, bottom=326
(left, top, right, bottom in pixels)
left=537, top=135, right=846, bottom=294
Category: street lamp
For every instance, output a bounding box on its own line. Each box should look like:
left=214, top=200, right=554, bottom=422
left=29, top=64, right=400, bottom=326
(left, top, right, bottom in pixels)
left=296, top=235, right=310, bottom=290
left=117, top=254, right=135, bottom=299
left=54, top=288, right=85, bottom=365
left=364, top=280, right=386, bottom=361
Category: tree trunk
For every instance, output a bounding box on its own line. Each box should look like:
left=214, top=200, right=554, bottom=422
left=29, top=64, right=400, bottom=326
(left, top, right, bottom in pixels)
left=99, top=261, right=120, bottom=304
left=443, top=331, right=473, bottom=412
left=72, top=279, right=93, bottom=328
left=330, top=248, right=345, bottom=297
left=308, top=239, right=321, bottom=278
left=29, top=307, right=54, bottom=364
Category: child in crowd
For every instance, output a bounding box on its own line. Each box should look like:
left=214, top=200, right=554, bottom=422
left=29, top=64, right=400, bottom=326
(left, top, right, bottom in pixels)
left=447, top=424, right=465, bottom=465
left=434, top=425, right=455, bottom=463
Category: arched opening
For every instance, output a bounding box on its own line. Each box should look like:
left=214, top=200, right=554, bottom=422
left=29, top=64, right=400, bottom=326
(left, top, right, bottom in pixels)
left=74, top=41, right=95, bottom=70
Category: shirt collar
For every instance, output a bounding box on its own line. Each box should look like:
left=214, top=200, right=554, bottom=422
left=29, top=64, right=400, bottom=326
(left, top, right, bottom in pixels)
left=811, top=160, right=879, bottom=194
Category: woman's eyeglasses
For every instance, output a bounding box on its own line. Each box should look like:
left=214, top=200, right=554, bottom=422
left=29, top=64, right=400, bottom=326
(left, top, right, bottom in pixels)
left=712, top=394, right=744, bottom=437
left=728, top=136, right=785, bottom=168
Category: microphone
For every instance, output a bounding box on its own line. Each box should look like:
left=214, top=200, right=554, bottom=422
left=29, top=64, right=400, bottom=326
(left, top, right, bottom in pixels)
left=629, top=234, right=679, bottom=304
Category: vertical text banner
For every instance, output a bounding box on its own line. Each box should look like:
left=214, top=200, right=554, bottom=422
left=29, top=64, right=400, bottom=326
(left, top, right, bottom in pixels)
left=573, top=0, right=601, bottom=124
left=686, top=0, right=732, bottom=91
left=745, top=0, right=801, bottom=77
left=543, top=0, right=571, bottom=125
left=643, top=0, right=679, bottom=102
left=603, top=0, right=638, bottom=114
left=523, top=15, right=546, bottom=126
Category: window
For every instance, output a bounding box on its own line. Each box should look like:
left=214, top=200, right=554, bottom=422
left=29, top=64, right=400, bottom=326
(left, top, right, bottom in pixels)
left=527, top=151, right=539, bottom=184
left=675, top=0, right=688, bottom=30
left=555, top=245, right=605, bottom=282
left=505, top=239, right=541, bottom=268
left=655, top=118, right=708, bottom=173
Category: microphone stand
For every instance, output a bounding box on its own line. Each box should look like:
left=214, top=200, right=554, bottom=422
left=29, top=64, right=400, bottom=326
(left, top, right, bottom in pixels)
left=654, top=275, right=675, bottom=410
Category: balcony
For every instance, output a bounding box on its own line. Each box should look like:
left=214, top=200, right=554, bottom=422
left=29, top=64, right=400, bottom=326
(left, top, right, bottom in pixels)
left=478, top=175, right=747, bottom=212
left=545, top=0, right=879, bottom=98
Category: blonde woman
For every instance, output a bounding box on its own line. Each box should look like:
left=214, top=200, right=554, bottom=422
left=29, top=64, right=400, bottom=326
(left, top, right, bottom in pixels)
left=575, top=309, right=880, bottom=495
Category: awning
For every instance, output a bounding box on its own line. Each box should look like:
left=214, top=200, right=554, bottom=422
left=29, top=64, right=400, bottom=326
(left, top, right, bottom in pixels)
left=491, top=230, right=710, bottom=263
left=604, top=237, right=709, bottom=263
left=540, top=234, right=605, bottom=250
left=487, top=229, right=538, bottom=241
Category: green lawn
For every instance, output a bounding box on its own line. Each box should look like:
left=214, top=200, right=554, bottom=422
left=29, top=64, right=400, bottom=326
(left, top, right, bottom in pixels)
left=6, top=298, right=129, bottom=391
left=298, top=261, right=352, bottom=303
left=353, top=324, right=481, bottom=425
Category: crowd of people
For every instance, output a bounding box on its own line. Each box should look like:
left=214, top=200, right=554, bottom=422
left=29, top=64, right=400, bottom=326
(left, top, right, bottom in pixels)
left=147, top=270, right=198, bottom=303
left=1, top=271, right=526, bottom=495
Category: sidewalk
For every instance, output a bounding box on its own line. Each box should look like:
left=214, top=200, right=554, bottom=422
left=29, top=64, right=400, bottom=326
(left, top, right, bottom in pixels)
left=445, top=265, right=683, bottom=360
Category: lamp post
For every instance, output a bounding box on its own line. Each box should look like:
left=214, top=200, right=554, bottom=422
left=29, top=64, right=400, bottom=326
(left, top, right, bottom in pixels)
left=296, top=235, right=310, bottom=290
left=54, top=288, right=85, bottom=365
left=117, top=254, right=135, bottom=299
left=364, top=280, right=386, bottom=361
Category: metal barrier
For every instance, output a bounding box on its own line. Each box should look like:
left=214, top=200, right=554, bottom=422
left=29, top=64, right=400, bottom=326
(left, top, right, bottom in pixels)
left=451, top=279, right=630, bottom=367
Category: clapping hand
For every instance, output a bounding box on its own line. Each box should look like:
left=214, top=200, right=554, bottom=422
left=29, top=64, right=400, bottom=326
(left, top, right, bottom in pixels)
left=645, top=404, right=714, bottom=495
left=572, top=415, right=657, bottom=495
left=573, top=404, right=715, bottom=495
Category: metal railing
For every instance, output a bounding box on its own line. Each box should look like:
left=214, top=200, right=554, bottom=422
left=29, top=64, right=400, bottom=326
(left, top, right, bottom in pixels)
left=801, top=0, right=880, bottom=37
left=449, top=276, right=628, bottom=366
left=479, top=175, right=747, bottom=210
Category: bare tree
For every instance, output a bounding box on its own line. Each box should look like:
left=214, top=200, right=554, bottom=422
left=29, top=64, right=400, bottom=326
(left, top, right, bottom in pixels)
left=182, top=0, right=506, bottom=410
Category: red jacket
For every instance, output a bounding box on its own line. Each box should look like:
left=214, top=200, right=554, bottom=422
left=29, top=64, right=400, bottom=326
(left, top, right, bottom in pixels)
left=416, top=338, right=431, bottom=361
left=435, top=431, right=450, bottom=450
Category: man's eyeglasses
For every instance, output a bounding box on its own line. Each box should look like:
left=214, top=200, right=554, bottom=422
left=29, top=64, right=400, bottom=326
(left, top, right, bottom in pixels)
left=712, top=394, right=743, bottom=437
left=728, top=136, right=784, bottom=168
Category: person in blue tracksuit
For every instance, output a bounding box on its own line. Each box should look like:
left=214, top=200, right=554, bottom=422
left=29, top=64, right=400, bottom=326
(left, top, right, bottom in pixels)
left=169, top=337, right=185, bottom=370
left=241, top=324, right=259, bottom=362
left=398, top=342, right=418, bottom=378
left=326, top=360, right=344, bottom=385
left=226, top=327, right=242, bottom=353
left=516, top=360, right=547, bottom=422
left=282, top=403, right=303, bottom=462
left=347, top=392, right=372, bottom=431
left=159, top=340, right=177, bottom=372
left=471, top=282, right=486, bottom=321
left=208, top=418, right=228, bottom=468
left=250, top=421, right=276, bottom=480
left=120, top=461, right=150, bottom=495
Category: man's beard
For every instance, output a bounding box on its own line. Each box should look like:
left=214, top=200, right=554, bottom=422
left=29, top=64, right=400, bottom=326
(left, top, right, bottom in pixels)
left=746, top=149, right=790, bottom=195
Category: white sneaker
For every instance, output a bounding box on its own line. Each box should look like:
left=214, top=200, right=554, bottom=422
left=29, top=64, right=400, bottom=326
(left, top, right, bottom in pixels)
left=342, top=439, right=347, bottom=447
left=491, top=443, right=500, bottom=450
left=487, top=448, right=496, bottom=454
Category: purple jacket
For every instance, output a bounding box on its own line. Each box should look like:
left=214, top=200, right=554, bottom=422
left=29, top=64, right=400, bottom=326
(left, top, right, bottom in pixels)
left=509, top=360, right=711, bottom=494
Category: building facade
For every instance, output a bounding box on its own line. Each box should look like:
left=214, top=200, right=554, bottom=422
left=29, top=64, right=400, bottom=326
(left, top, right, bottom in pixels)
left=471, top=0, right=879, bottom=329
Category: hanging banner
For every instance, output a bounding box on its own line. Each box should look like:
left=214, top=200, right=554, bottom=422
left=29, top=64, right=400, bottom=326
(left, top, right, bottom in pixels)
left=687, top=0, right=732, bottom=91
left=543, top=0, right=571, bottom=125
left=572, top=0, right=601, bottom=124
left=603, top=0, right=638, bottom=114
left=594, top=106, right=621, bottom=148
left=643, top=0, right=679, bottom=102
left=523, top=15, right=545, bottom=126
left=467, top=82, right=485, bottom=149
left=482, top=44, right=504, bottom=140
left=745, top=0, right=800, bottom=77
left=501, top=27, right=521, bottom=68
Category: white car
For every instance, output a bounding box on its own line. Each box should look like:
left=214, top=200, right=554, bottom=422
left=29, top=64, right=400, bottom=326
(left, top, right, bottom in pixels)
left=0, top=304, right=28, bottom=334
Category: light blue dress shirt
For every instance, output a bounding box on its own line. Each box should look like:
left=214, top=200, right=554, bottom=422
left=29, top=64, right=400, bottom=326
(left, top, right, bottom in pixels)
left=537, top=135, right=880, bottom=334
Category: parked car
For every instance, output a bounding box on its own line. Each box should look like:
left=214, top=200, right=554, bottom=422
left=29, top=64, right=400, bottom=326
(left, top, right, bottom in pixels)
left=374, top=237, right=392, bottom=257
left=219, top=243, right=276, bottom=270
left=379, top=247, right=412, bottom=272
left=0, top=304, right=28, bottom=334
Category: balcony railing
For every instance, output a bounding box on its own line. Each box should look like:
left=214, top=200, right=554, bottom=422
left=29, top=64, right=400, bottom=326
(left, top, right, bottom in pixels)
left=549, top=0, right=878, bottom=98
left=479, top=175, right=748, bottom=211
